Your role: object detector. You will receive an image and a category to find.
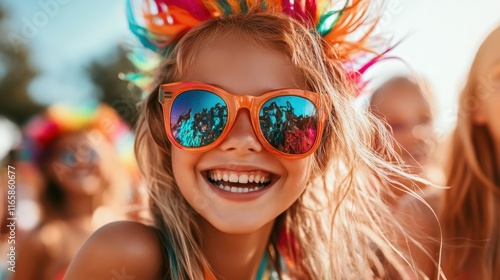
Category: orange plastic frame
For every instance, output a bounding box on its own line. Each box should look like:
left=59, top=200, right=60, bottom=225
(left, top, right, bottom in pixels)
left=158, top=81, right=326, bottom=159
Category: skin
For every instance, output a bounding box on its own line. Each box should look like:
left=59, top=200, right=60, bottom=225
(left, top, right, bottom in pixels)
left=14, top=132, right=109, bottom=280
left=371, top=82, right=435, bottom=174
left=65, top=35, right=313, bottom=279
left=47, top=132, right=104, bottom=196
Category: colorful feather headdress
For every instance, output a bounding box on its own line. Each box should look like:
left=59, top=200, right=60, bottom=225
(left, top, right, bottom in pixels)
left=125, top=0, right=390, bottom=95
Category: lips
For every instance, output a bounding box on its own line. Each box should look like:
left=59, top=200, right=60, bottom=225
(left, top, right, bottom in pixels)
left=205, top=169, right=275, bottom=193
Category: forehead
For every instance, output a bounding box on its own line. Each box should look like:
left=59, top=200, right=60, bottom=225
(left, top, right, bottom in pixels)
left=52, top=131, right=93, bottom=151
left=372, top=85, right=431, bottom=115
left=182, top=34, right=302, bottom=95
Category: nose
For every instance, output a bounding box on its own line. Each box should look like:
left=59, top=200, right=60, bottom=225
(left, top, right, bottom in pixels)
left=218, top=110, right=263, bottom=154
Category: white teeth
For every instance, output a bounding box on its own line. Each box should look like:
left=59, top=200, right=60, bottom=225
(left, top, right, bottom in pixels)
left=239, top=174, right=248, bottom=183
left=255, top=175, right=261, bottom=183
left=208, top=170, right=272, bottom=185
left=229, top=173, right=238, bottom=183
left=216, top=185, right=263, bottom=193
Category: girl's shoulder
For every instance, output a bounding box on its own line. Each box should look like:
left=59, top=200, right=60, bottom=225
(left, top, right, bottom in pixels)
left=64, top=221, right=165, bottom=280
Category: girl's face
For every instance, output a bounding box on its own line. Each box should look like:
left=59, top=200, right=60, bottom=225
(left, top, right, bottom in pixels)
left=474, top=28, right=500, bottom=146
left=171, top=36, right=313, bottom=234
left=47, top=131, right=104, bottom=196
left=371, top=84, right=434, bottom=171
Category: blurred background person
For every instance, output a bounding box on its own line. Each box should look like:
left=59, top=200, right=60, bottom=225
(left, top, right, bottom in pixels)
left=398, top=26, right=500, bottom=279
left=369, top=76, right=442, bottom=206
left=12, top=103, right=139, bottom=280
left=434, top=25, right=500, bottom=280
left=370, top=76, right=437, bottom=174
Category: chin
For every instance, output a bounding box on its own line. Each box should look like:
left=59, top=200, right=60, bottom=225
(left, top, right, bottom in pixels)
left=204, top=213, right=274, bottom=235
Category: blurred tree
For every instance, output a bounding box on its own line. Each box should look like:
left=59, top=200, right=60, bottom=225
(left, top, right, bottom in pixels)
left=0, top=6, right=44, bottom=125
left=85, top=46, right=142, bottom=127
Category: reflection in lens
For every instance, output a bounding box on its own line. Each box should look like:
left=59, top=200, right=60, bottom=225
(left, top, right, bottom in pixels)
left=170, top=90, right=228, bottom=147
left=259, top=96, right=318, bottom=154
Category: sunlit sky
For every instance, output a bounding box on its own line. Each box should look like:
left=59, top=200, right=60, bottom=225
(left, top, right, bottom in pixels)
left=3, top=0, right=500, bottom=134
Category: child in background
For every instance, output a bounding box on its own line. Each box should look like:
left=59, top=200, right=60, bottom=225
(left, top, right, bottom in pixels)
left=66, top=1, right=429, bottom=279
left=369, top=76, right=441, bottom=205
left=398, top=26, right=500, bottom=279
left=370, top=76, right=436, bottom=174
left=14, top=103, right=137, bottom=280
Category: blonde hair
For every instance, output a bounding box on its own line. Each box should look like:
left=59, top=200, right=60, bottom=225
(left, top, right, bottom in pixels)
left=439, top=26, right=500, bottom=279
left=135, top=8, right=424, bottom=279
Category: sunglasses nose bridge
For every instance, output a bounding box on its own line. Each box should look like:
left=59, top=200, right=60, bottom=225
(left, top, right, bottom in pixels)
left=234, top=95, right=254, bottom=111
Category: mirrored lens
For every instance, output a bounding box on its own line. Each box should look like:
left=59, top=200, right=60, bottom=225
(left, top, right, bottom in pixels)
left=259, top=96, right=318, bottom=154
left=170, top=90, right=228, bottom=147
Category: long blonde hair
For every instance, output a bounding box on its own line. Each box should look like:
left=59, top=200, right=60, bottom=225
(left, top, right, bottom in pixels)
left=135, top=8, right=424, bottom=280
left=440, top=27, right=500, bottom=279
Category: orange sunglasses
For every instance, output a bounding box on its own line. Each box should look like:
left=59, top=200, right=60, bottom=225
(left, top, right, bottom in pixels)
left=158, top=82, right=326, bottom=159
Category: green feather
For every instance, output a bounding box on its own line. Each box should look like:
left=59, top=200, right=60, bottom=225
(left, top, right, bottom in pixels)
left=316, top=1, right=348, bottom=37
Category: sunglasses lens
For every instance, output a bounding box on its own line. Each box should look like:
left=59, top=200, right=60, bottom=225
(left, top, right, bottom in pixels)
left=170, top=90, right=228, bottom=147
left=259, top=96, right=318, bottom=154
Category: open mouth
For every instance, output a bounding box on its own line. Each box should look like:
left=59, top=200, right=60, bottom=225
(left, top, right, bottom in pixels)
left=205, top=169, right=275, bottom=193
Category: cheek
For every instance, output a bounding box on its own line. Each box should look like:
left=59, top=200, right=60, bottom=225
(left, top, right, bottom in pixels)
left=282, top=157, right=312, bottom=187
left=171, top=147, right=203, bottom=196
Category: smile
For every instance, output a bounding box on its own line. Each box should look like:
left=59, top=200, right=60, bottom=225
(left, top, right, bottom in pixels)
left=206, top=169, right=273, bottom=193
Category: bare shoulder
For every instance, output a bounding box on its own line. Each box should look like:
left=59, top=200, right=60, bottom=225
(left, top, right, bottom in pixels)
left=398, top=186, right=442, bottom=224
left=397, top=187, right=444, bottom=246
left=64, top=221, right=165, bottom=280
left=12, top=227, right=50, bottom=280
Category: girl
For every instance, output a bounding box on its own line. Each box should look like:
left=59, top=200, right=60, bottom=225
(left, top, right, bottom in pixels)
left=398, top=26, right=500, bottom=279
left=65, top=1, right=427, bottom=279
left=15, top=103, right=136, bottom=280
left=369, top=76, right=442, bottom=206
left=370, top=76, right=436, bottom=175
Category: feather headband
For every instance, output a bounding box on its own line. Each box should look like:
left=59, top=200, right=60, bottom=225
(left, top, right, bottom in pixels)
left=125, top=0, right=389, bottom=95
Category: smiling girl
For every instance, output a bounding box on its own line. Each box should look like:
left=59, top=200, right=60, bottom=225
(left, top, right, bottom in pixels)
left=65, top=1, right=427, bottom=279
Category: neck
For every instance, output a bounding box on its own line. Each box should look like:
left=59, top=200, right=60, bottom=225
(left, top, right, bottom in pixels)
left=198, top=218, right=275, bottom=280
left=62, top=194, right=95, bottom=223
